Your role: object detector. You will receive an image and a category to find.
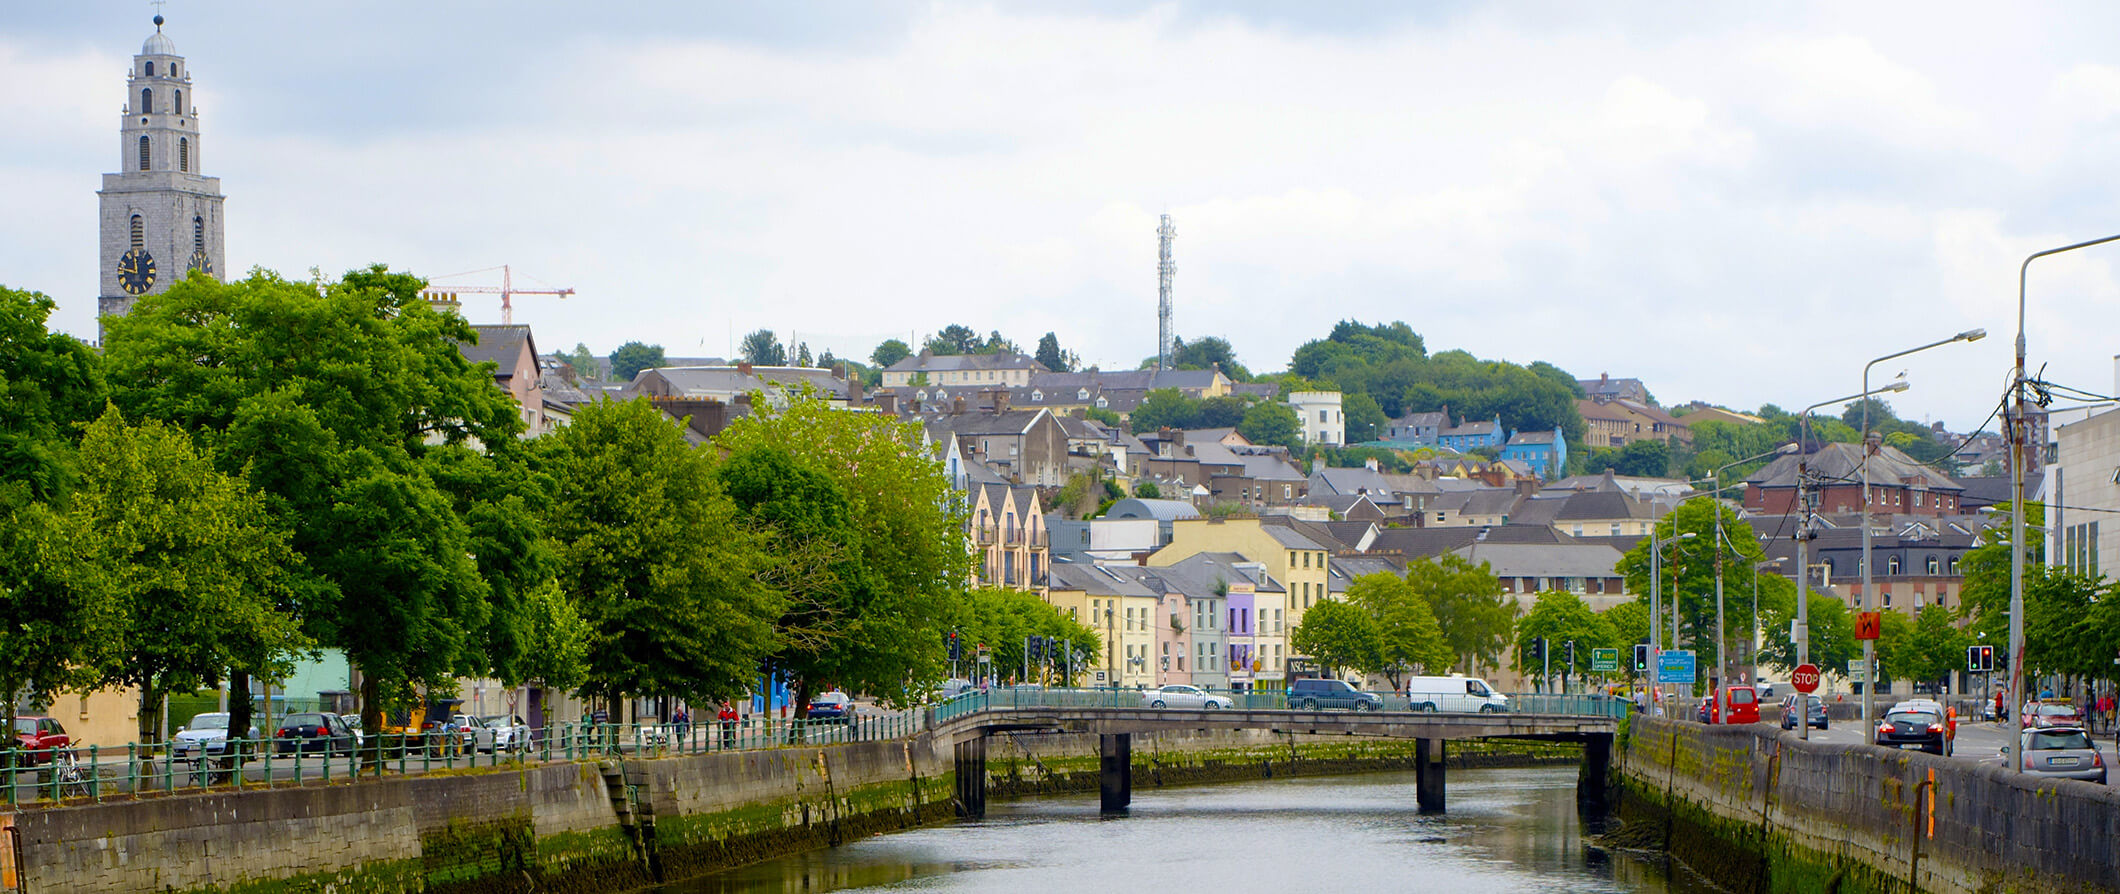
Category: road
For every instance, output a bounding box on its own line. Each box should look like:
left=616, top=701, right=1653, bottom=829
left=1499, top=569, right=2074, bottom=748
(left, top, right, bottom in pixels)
left=1770, top=715, right=2114, bottom=769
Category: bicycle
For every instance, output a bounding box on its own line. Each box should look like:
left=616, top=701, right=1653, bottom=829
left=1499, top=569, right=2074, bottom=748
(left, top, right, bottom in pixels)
left=49, top=750, right=90, bottom=800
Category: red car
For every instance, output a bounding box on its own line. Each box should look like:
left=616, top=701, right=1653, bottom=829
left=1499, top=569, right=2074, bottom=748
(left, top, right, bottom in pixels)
left=12, top=716, right=72, bottom=765
left=2025, top=703, right=2083, bottom=729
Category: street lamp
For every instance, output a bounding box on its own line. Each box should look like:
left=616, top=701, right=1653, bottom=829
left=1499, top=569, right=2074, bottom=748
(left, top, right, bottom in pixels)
left=1649, top=527, right=1697, bottom=712
left=1705, top=443, right=1803, bottom=693
left=1794, top=381, right=1910, bottom=741
left=1751, top=558, right=1783, bottom=689
left=2011, top=235, right=2120, bottom=770
left=1859, top=329, right=1985, bottom=743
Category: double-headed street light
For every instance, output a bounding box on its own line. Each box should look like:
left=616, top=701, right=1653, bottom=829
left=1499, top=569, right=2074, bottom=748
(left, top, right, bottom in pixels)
left=1704, top=444, right=1803, bottom=692
left=1794, top=380, right=1910, bottom=741
left=1858, top=328, right=1985, bottom=743
left=2011, top=235, right=2120, bottom=770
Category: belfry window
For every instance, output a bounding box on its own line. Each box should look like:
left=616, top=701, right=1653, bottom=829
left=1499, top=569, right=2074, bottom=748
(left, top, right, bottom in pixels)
left=179, top=137, right=188, bottom=172
left=130, top=215, right=144, bottom=251
left=174, top=89, right=182, bottom=115
left=138, top=136, right=150, bottom=171
left=142, top=88, right=152, bottom=114
left=145, top=61, right=154, bottom=77
left=193, top=217, right=205, bottom=252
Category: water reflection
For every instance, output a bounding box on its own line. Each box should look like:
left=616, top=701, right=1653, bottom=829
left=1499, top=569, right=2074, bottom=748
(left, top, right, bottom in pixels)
left=657, top=767, right=1711, bottom=893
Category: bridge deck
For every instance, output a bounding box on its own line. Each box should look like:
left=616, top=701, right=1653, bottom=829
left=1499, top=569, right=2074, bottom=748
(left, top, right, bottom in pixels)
left=932, top=706, right=1617, bottom=745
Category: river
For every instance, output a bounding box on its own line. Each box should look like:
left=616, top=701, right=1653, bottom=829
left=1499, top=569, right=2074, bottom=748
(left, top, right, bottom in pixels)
left=649, top=766, right=1716, bottom=893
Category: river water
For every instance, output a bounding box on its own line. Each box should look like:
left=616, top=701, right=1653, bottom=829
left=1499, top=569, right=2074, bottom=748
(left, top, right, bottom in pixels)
left=651, top=766, right=1715, bottom=893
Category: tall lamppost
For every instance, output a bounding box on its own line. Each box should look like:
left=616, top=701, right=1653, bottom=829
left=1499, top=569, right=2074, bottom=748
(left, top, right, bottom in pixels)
left=1707, top=443, right=1803, bottom=692
left=1859, top=329, right=1985, bottom=742
left=1649, top=527, right=1696, bottom=712
left=1795, top=381, right=1909, bottom=740
left=1751, top=557, right=1783, bottom=688
left=2011, top=235, right=2120, bottom=768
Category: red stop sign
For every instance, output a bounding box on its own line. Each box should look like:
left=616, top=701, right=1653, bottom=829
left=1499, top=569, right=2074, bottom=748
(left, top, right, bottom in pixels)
left=1791, top=664, right=1821, bottom=693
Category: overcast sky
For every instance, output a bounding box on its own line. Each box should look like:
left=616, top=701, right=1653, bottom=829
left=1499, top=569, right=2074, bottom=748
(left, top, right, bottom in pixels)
left=8, top=2, right=2120, bottom=432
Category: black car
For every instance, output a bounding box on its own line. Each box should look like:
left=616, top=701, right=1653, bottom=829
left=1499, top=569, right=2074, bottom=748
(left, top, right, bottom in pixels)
left=1877, top=708, right=1949, bottom=755
left=276, top=712, right=357, bottom=755
left=1288, top=678, right=1381, bottom=711
left=1779, top=694, right=1828, bottom=730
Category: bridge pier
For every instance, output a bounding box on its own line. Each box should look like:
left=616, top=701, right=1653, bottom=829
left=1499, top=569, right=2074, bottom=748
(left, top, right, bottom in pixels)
left=954, top=735, right=987, bottom=818
left=1415, top=738, right=1446, bottom=813
left=1099, top=733, right=1132, bottom=813
left=1576, top=733, right=1612, bottom=812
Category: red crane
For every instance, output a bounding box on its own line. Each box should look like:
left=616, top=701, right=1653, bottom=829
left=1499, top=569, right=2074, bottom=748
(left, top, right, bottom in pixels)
left=420, top=265, right=575, bottom=325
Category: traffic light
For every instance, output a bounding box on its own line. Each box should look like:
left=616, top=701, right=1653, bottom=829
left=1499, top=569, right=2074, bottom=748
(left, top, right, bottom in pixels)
left=1530, top=637, right=1546, bottom=664
left=948, top=631, right=962, bottom=662
left=1967, top=644, right=1995, bottom=673
left=1565, top=640, right=1577, bottom=667
left=1633, top=643, right=1650, bottom=672
left=1029, top=636, right=1045, bottom=662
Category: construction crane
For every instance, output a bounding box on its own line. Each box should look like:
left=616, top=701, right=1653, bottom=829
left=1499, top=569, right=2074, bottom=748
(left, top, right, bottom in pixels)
left=419, top=265, right=575, bottom=325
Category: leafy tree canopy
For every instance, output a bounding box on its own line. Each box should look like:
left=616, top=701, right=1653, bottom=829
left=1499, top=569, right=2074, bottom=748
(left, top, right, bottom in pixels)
left=870, top=338, right=912, bottom=369
left=1170, top=335, right=1251, bottom=381
left=1406, top=554, right=1514, bottom=672
left=0, top=285, right=106, bottom=501
left=1286, top=321, right=1583, bottom=445
left=952, top=587, right=1100, bottom=685
left=1513, top=590, right=1617, bottom=687
left=739, top=329, right=787, bottom=366
left=1236, top=401, right=1301, bottom=449
left=1034, top=332, right=1078, bottom=373
left=609, top=341, right=666, bottom=383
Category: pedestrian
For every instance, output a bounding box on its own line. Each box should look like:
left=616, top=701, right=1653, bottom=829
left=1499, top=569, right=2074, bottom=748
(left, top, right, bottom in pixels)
left=718, top=700, right=739, bottom=750
left=672, top=707, right=690, bottom=747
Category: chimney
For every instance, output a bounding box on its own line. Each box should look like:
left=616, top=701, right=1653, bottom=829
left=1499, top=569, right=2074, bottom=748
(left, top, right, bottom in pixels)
left=875, top=391, right=898, bottom=415
left=953, top=395, right=966, bottom=416
left=736, top=360, right=754, bottom=375
left=992, top=388, right=1011, bottom=413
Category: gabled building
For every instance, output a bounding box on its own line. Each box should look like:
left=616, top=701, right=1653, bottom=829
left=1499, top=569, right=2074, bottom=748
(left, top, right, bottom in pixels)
left=1743, top=442, right=1964, bottom=518
left=457, top=324, right=555, bottom=436
left=966, top=482, right=1051, bottom=593
left=1379, top=411, right=1449, bottom=447
left=1046, top=564, right=1162, bottom=688
left=917, top=401, right=1070, bottom=487
left=1438, top=415, right=1508, bottom=452
left=1286, top=391, right=1344, bottom=446
left=1500, top=427, right=1566, bottom=479
left=1579, top=398, right=1691, bottom=448
left=1579, top=373, right=1650, bottom=404
left=881, top=350, right=1044, bottom=389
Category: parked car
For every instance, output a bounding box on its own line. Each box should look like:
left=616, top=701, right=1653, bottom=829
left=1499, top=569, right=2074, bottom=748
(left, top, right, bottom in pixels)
left=1142, top=684, right=1233, bottom=710
left=474, top=715, right=531, bottom=753
left=1877, top=706, right=1951, bottom=755
left=1754, top=680, right=1777, bottom=700
left=172, top=712, right=258, bottom=760
left=2004, top=727, right=2107, bottom=783
left=807, top=692, right=854, bottom=723
left=1401, top=674, right=1510, bottom=713
left=335, top=714, right=366, bottom=748
left=2025, top=703, right=2083, bottom=729
left=276, top=712, right=357, bottom=755
left=1780, top=694, right=1828, bottom=730
left=1696, top=696, right=1714, bottom=723
left=1288, top=678, right=1381, bottom=711
left=11, top=716, right=71, bottom=766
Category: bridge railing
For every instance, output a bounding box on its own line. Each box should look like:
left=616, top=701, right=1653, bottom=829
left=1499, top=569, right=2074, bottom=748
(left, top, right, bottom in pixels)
left=933, top=687, right=1626, bottom=719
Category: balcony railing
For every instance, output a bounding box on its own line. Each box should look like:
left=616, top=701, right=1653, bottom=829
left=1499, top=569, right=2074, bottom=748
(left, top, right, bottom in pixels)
left=974, top=529, right=996, bottom=545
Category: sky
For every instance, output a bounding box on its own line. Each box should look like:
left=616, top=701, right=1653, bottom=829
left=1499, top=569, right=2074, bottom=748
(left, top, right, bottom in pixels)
left=7, top=2, right=2120, bottom=433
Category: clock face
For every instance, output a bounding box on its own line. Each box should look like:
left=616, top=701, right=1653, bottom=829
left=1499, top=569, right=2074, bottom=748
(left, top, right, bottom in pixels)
left=118, top=248, right=156, bottom=295
left=188, top=249, right=213, bottom=276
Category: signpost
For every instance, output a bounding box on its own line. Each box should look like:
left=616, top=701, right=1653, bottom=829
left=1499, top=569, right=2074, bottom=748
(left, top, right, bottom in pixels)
left=1657, top=650, right=1696, bottom=684
left=1791, top=663, right=1821, bottom=694
left=1591, top=648, right=1620, bottom=673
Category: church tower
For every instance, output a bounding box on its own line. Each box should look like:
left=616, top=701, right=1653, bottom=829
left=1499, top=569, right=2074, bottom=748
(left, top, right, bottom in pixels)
left=98, top=14, right=225, bottom=337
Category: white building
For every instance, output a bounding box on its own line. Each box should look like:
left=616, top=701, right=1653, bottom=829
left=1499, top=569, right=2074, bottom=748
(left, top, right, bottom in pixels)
left=1286, top=391, right=1344, bottom=446
left=2050, top=401, right=2120, bottom=580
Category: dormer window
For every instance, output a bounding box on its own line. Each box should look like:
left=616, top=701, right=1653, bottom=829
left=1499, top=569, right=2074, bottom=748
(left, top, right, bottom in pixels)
left=1031, top=390, right=1043, bottom=401
left=1078, top=389, right=1090, bottom=400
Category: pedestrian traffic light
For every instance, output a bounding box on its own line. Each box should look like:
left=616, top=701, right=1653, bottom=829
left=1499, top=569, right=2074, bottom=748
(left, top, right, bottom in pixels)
left=1633, top=643, right=1650, bottom=672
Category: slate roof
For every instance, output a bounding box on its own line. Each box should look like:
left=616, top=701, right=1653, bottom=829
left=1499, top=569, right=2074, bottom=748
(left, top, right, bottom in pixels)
left=1746, top=442, right=1962, bottom=492
left=1310, top=466, right=1396, bottom=497
left=885, top=351, right=1043, bottom=374
left=1261, top=515, right=1371, bottom=552
left=632, top=365, right=853, bottom=400
left=918, top=408, right=1049, bottom=437
left=1452, top=542, right=1627, bottom=578
left=461, top=325, right=532, bottom=378
left=1506, top=429, right=1559, bottom=446
left=1106, top=498, right=1202, bottom=522
left=1366, top=524, right=1571, bottom=559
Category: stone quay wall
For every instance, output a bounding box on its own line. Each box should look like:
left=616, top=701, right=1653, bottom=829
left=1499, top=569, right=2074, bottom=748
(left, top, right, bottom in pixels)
left=1616, top=716, right=2120, bottom=894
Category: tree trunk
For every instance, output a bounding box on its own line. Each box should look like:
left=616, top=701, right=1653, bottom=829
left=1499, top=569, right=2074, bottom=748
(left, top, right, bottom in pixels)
left=360, top=675, right=384, bottom=768
left=138, top=685, right=160, bottom=743
left=228, top=670, right=254, bottom=761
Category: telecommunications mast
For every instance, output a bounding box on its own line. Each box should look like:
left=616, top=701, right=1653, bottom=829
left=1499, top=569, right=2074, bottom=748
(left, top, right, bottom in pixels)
left=1156, top=214, right=1176, bottom=370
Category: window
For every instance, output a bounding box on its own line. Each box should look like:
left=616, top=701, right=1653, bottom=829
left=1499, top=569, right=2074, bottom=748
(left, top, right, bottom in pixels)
left=129, top=215, right=144, bottom=250
left=1926, top=556, right=1939, bottom=575
left=1573, top=525, right=1583, bottom=537
left=179, top=137, right=188, bottom=172
left=1947, top=556, right=1959, bottom=574
left=1318, top=410, right=1328, bottom=422
left=1887, top=556, right=1901, bottom=575
left=142, top=88, right=153, bottom=114
left=1611, top=523, right=1622, bottom=536
left=138, top=135, right=150, bottom=170
left=193, top=216, right=204, bottom=252
left=174, top=89, right=182, bottom=115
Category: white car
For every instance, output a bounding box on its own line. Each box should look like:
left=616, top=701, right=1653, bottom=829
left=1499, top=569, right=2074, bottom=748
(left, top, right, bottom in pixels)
left=475, top=714, right=532, bottom=753
left=1142, top=684, right=1233, bottom=710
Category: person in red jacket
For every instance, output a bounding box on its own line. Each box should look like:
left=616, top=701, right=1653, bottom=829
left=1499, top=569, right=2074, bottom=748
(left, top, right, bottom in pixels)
left=718, top=701, right=740, bottom=749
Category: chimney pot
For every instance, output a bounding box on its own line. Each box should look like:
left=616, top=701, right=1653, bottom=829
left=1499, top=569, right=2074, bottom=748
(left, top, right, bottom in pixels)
left=736, top=361, right=754, bottom=375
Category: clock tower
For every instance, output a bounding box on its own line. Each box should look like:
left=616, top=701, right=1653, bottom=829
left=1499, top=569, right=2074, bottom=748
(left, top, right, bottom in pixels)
left=98, top=14, right=225, bottom=340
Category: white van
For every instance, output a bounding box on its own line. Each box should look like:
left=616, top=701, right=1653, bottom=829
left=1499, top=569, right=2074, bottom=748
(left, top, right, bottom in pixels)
left=1402, top=675, right=1511, bottom=713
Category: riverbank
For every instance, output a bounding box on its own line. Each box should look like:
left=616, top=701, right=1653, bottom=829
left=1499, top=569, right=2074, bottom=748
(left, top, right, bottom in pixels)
left=1612, top=716, right=2120, bottom=894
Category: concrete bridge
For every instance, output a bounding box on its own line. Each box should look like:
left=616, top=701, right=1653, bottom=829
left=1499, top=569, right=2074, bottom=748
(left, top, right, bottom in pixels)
left=924, top=690, right=1623, bottom=816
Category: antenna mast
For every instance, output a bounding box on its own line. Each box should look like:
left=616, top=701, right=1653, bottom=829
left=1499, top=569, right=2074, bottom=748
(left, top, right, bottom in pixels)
left=1157, top=214, right=1176, bottom=371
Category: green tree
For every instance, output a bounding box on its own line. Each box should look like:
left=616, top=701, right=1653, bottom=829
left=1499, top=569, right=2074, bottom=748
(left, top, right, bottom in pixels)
left=1237, top=401, right=1300, bottom=449
left=953, top=587, right=1100, bottom=685
left=537, top=398, right=782, bottom=707
left=609, top=341, right=666, bottom=383
left=1603, top=600, right=1650, bottom=651
left=1034, top=332, right=1077, bottom=373
left=69, top=408, right=309, bottom=741
left=1084, top=406, right=1122, bottom=428
left=870, top=339, right=912, bottom=370
left=1128, top=388, right=1197, bottom=434
left=739, top=329, right=787, bottom=366
left=1513, top=591, right=1616, bottom=690
left=1344, top=572, right=1454, bottom=688
left=1405, top=554, right=1514, bottom=673
left=1289, top=599, right=1378, bottom=679
left=1342, top=392, right=1388, bottom=443
left=714, top=391, right=973, bottom=708
left=1758, top=593, right=1857, bottom=676
left=104, top=266, right=544, bottom=739
left=1170, top=335, right=1251, bottom=381
left=0, top=286, right=105, bottom=501
left=1194, top=395, right=1251, bottom=429
left=1133, top=481, right=1161, bottom=498
left=0, top=501, right=115, bottom=753
left=794, top=342, right=813, bottom=367
left=924, top=324, right=981, bottom=355
left=562, top=342, right=599, bottom=381
left=1585, top=439, right=1672, bottom=477
left=1615, top=497, right=1781, bottom=681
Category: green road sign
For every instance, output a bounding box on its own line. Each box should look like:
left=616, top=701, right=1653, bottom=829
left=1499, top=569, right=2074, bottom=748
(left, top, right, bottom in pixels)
left=1590, top=648, right=1619, bottom=672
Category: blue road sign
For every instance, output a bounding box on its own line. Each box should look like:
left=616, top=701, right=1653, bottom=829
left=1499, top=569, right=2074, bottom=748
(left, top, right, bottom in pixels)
left=1656, top=650, right=1696, bottom=684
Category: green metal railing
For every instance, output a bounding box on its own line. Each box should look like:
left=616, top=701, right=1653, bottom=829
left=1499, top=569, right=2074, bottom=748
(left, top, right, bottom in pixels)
left=941, top=685, right=1627, bottom=718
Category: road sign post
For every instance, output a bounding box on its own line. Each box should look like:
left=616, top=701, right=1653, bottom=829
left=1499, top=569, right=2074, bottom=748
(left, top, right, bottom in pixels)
left=1656, top=650, right=1696, bottom=685
left=1791, top=663, right=1821, bottom=694
left=1592, top=648, right=1620, bottom=673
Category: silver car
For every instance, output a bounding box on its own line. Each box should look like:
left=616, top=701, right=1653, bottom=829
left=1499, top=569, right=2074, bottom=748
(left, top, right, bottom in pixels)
left=1142, top=684, right=1233, bottom=710
left=171, top=712, right=258, bottom=759
left=2005, top=727, right=2107, bottom=783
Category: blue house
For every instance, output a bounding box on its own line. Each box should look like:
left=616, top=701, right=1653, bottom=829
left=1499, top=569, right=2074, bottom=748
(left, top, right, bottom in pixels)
left=1501, top=427, right=1567, bottom=479
left=1437, top=414, right=1507, bottom=452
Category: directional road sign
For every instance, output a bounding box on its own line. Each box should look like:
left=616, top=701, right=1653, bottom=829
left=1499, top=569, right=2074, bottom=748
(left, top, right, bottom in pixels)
left=1656, top=650, right=1696, bottom=684
left=1590, top=648, right=1620, bottom=672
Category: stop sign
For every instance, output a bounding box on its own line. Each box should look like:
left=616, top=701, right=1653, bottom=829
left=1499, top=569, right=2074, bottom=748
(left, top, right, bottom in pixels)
left=1791, top=663, right=1821, bottom=693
